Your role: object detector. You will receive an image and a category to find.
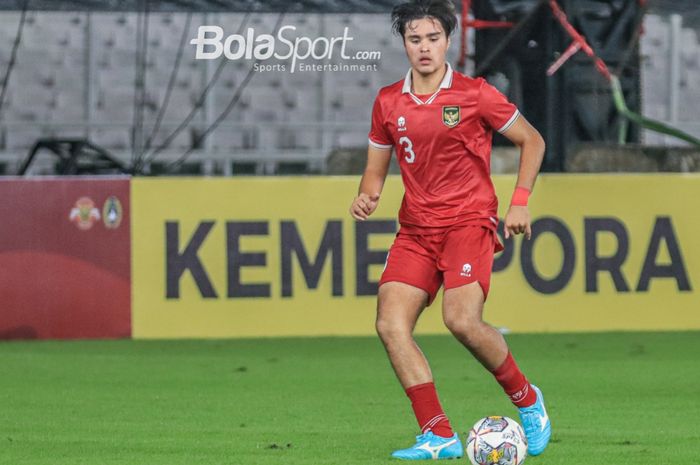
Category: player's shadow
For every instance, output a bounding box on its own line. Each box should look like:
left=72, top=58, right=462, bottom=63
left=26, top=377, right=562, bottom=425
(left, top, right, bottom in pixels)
left=0, top=326, right=39, bottom=340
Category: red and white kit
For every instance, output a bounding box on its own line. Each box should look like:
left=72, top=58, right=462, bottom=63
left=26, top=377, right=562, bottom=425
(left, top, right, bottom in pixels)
left=370, top=64, right=519, bottom=301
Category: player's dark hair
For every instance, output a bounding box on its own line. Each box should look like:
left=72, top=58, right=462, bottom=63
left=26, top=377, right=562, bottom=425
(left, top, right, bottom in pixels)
left=391, top=0, right=457, bottom=38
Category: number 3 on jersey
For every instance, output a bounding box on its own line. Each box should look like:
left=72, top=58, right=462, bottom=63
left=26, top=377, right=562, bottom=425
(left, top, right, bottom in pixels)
left=399, top=136, right=416, bottom=164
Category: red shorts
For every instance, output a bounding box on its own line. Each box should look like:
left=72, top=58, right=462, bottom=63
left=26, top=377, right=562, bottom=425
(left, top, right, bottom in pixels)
left=379, top=226, right=503, bottom=305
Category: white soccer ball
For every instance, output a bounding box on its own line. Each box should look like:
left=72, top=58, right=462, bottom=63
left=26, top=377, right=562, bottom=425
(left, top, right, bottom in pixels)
left=466, top=416, right=527, bottom=465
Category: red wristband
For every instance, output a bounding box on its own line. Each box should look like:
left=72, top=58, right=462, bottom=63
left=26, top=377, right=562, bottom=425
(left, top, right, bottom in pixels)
left=510, top=187, right=530, bottom=206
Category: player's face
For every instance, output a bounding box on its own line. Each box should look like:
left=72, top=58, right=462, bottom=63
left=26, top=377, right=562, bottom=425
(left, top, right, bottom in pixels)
left=402, top=17, right=450, bottom=78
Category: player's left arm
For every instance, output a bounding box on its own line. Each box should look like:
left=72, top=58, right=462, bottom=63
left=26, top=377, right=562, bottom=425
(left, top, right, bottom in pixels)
left=501, top=115, right=545, bottom=240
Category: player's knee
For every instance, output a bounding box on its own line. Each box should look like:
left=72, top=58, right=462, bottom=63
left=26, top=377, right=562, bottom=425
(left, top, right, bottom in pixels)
left=443, top=312, right=470, bottom=339
left=375, top=313, right=411, bottom=343
left=443, top=307, right=483, bottom=344
left=447, top=320, right=484, bottom=349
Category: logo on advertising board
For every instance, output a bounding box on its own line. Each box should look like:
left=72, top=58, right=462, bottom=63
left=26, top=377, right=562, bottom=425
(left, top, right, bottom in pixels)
left=69, top=197, right=101, bottom=230
left=103, top=196, right=123, bottom=229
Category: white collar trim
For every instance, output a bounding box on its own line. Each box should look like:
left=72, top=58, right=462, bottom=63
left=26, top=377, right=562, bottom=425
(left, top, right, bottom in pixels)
left=401, top=62, right=454, bottom=95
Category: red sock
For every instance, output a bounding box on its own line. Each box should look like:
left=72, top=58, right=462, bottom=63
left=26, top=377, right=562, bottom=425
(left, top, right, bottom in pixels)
left=405, top=382, right=454, bottom=438
left=491, top=352, right=537, bottom=408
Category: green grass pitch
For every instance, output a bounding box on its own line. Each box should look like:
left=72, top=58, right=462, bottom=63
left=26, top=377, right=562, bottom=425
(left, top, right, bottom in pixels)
left=2, top=331, right=699, bottom=465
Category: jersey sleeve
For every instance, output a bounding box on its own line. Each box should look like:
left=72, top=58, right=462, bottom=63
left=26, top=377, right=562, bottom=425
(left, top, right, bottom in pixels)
left=478, top=80, right=520, bottom=134
left=368, top=93, right=394, bottom=149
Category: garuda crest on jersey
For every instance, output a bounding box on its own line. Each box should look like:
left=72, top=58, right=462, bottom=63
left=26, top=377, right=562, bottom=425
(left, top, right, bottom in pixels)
left=442, top=106, right=460, bottom=127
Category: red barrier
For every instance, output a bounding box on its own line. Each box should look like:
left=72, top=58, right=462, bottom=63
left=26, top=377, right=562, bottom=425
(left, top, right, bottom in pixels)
left=0, top=177, right=131, bottom=339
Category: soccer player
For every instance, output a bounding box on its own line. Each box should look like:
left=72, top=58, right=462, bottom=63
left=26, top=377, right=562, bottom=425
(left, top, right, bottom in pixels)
left=349, top=0, right=551, bottom=460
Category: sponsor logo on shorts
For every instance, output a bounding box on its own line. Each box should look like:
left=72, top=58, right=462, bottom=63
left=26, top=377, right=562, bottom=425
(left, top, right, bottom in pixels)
left=460, top=263, right=472, bottom=277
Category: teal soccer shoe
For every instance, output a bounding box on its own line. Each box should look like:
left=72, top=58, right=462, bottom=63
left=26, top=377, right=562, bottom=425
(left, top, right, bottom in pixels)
left=391, top=431, right=463, bottom=460
left=518, top=385, right=551, bottom=456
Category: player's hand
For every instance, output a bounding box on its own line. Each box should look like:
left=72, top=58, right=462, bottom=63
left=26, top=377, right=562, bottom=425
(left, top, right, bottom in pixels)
left=349, top=193, right=380, bottom=221
left=504, top=205, right=532, bottom=240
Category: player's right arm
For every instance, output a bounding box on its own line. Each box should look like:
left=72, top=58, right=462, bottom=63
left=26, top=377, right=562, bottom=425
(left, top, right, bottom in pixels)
left=351, top=91, right=394, bottom=221
left=349, top=145, right=392, bottom=221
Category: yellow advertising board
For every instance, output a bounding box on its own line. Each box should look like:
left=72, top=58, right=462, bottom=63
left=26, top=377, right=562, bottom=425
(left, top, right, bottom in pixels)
left=131, top=175, right=700, bottom=339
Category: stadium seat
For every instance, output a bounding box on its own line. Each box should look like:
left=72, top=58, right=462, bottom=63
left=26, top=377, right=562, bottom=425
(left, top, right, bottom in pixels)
left=244, top=89, right=288, bottom=123
left=210, top=88, right=249, bottom=121
left=250, top=13, right=281, bottom=34
left=335, top=129, right=371, bottom=149
left=54, top=91, right=85, bottom=121
left=210, top=129, right=249, bottom=151
left=91, top=128, right=132, bottom=150
left=285, top=89, right=321, bottom=121
left=276, top=126, right=319, bottom=150
left=93, top=87, right=135, bottom=122
left=334, top=89, right=373, bottom=122
left=296, top=130, right=321, bottom=150
left=146, top=127, right=193, bottom=151
left=280, top=67, right=321, bottom=88
left=7, top=87, right=54, bottom=121
left=0, top=13, right=21, bottom=40
left=679, top=70, right=700, bottom=121
left=5, top=129, right=45, bottom=151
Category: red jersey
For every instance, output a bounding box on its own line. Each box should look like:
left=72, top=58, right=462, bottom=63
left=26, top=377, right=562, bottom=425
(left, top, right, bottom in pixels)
left=368, top=63, right=520, bottom=234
